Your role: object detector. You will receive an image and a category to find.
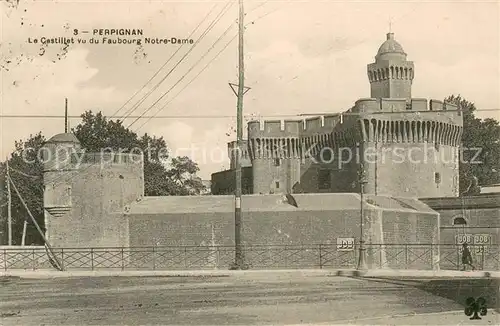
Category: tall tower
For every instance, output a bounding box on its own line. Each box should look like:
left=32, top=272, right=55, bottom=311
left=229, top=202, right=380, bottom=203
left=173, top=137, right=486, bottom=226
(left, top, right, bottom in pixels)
left=367, top=33, right=414, bottom=99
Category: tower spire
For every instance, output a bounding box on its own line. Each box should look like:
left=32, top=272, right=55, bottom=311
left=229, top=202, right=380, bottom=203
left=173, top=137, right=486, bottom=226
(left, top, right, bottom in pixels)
left=64, top=98, right=68, bottom=133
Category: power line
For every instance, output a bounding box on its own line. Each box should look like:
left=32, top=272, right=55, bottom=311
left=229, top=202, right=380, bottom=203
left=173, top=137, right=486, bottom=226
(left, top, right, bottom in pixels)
left=110, top=2, right=219, bottom=118
left=41, top=2, right=236, bottom=187
left=134, top=34, right=238, bottom=132
left=120, top=1, right=235, bottom=122
left=46, top=1, right=243, bottom=187
left=0, top=108, right=498, bottom=120
left=127, top=15, right=235, bottom=129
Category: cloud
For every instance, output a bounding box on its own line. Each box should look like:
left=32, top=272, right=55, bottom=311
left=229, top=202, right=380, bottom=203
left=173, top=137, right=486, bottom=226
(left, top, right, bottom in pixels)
left=0, top=47, right=127, bottom=157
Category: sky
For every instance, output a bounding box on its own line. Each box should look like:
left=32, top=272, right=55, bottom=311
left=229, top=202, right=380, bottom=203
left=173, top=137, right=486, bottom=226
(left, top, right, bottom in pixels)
left=1, top=0, right=499, bottom=180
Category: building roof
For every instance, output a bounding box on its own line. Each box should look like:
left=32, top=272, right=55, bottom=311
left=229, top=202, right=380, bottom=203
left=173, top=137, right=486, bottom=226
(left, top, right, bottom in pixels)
left=125, top=193, right=436, bottom=215
left=376, top=33, right=406, bottom=58
left=46, top=133, right=80, bottom=144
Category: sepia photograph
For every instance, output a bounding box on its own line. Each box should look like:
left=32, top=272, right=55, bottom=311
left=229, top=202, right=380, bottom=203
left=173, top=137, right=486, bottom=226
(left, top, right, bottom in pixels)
left=0, top=0, right=499, bottom=324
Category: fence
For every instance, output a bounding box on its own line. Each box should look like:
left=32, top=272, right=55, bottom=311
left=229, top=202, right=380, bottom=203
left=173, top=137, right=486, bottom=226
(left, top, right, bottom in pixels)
left=1, top=244, right=499, bottom=271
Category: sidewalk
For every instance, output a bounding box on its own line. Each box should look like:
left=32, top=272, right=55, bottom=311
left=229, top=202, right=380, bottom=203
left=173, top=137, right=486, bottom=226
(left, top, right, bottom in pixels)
left=1, top=268, right=499, bottom=279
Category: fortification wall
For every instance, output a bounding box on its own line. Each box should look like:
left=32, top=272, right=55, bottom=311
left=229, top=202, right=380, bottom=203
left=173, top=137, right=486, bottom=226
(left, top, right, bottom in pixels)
left=210, top=167, right=253, bottom=195
left=352, top=97, right=460, bottom=119
left=367, top=143, right=459, bottom=197
left=229, top=98, right=462, bottom=195
left=126, top=194, right=439, bottom=270
left=421, top=194, right=500, bottom=270
left=252, top=158, right=301, bottom=194
left=45, top=153, right=144, bottom=248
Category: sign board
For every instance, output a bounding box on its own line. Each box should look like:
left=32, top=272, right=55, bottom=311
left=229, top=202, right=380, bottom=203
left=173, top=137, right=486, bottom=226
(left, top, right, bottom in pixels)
left=455, top=234, right=491, bottom=254
left=337, top=238, right=355, bottom=251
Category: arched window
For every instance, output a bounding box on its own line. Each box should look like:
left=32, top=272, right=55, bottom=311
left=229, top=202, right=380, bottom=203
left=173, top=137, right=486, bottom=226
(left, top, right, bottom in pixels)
left=452, top=216, right=467, bottom=226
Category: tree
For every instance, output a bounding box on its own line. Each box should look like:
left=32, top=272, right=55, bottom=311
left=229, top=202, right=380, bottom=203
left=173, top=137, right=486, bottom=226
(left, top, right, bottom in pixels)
left=166, top=156, right=206, bottom=196
left=0, top=133, right=46, bottom=245
left=445, top=95, right=500, bottom=194
left=0, top=111, right=206, bottom=244
left=73, top=111, right=206, bottom=196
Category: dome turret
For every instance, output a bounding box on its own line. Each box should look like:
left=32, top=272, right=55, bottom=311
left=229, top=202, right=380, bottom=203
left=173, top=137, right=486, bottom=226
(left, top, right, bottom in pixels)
left=376, top=33, right=407, bottom=61
left=367, top=32, right=414, bottom=98
left=46, top=133, right=80, bottom=144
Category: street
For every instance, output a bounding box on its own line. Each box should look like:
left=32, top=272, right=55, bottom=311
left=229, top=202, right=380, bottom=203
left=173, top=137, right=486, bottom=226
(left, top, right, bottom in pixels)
left=1, top=273, right=498, bottom=325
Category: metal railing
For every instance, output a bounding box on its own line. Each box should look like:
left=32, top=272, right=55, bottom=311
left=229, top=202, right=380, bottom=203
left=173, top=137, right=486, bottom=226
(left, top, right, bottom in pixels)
left=1, top=244, right=499, bottom=271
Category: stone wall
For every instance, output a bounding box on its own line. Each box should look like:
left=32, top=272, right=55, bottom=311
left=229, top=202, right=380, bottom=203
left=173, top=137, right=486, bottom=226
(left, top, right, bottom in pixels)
left=421, top=194, right=500, bottom=270
left=45, top=154, right=144, bottom=248
left=125, top=194, right=439, bottom=270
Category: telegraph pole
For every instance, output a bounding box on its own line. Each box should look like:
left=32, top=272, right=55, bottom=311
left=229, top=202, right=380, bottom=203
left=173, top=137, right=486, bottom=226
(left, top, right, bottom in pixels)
left=357, top=162, right=368, bottom=270
left=65, top=98, right=68, bottom=133
left=232, top=0, right=246, bottom=270
left=6, top=159, right=12, bottom=245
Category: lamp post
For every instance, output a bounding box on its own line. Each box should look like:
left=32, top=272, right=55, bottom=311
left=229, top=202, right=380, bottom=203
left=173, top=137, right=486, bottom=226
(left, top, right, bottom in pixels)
left=357, top=163, right=368, bottom=270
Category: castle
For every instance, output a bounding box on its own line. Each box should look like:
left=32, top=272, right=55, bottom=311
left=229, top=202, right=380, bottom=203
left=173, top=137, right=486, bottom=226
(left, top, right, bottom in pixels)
left=211, top=33, right=463, bottom=198
left=39, top=33, right=498, bottom=271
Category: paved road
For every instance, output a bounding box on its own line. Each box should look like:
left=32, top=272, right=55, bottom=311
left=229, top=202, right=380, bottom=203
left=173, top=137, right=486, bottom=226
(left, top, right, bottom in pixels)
left=0, top=274, right=497, bottom=325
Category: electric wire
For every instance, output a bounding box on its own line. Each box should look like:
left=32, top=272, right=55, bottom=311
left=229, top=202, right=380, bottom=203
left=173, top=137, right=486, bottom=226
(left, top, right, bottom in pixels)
left=126, top=6, right=235, bottom=128
left=110, top=2, right=219, bottom=118
left=38, top=2, right=237, bottom=186
left=134, top=33, right=238, bottom=132
left=121, top=1, right=235, bottom=123
left=45, top=3, right=241, bottom=186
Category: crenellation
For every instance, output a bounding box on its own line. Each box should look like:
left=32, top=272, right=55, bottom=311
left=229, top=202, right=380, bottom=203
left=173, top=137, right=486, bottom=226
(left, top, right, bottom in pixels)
left=430, top=99, right=444, bottom=111
left=411, top=98, right=428, bottom=111
left=247, top=120, right=260, bottom=135
left=305, top=117, right=322, bottom=130
left=380, top=98, right=407, bottom=111
left=444, top=102, right=458, bottom=111
left=284, top=120, right=301, bottom=134
left=354, top=98, right=380, bottom=112
left=264, top=120, right=282, bottom=133
left=219, top=32, right=463, bottom=198
left=323, top=115, right=340, bottom=127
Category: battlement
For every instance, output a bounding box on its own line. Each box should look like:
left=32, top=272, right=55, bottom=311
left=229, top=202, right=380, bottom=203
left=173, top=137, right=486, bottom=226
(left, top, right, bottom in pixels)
left=247, top=114, right=344, bottom=139
left=227, top=140, right=250, bottom=159
left=353, top=98, right=460, bottom=113
left=429, top=99, right=458, bottom=111
left=248, top=119, right=301, bottom=137
left=246, top=98, right=462, bottom=142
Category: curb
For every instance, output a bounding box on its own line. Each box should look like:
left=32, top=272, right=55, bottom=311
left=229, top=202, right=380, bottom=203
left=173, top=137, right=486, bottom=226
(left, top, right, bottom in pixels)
left=0, top=269, right=351, bottom=279
left=1, top=269, right=498, bottom=279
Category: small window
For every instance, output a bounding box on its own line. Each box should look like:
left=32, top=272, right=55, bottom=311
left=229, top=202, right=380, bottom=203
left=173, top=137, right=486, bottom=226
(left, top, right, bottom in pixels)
left=453, top=217, right=467, bottom=226
left=274, top=158, right=280, bottom=166
left=435, top=172, right=441, bottom=184
left=275, top=181, right=280, bottom=188
left=406, top=102, right=412, bottom=110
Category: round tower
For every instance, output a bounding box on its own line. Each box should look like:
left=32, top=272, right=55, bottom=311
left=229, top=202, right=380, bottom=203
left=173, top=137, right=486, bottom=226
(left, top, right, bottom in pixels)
left=42, top=133, right=81, bottom=238
left=367, top=33, right=414, bottom=99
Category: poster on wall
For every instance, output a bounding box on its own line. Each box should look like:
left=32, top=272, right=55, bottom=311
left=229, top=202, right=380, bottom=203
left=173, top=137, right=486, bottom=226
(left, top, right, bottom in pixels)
left=455, top=234, right=491, bottom=254
left=336, top=238, right=355, bottom=251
